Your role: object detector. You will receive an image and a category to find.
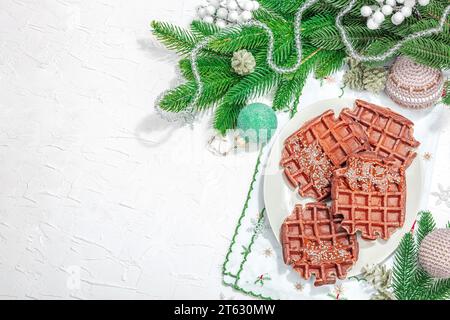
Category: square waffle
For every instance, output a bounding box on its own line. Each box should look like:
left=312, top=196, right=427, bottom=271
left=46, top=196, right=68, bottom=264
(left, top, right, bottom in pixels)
left=280, top=202, right=359, bottom=286
left=281, top=110, right=370, bottom=200
left=331, top=152, right=406, bottom=240
left=341, top=99, right=420, bottom=168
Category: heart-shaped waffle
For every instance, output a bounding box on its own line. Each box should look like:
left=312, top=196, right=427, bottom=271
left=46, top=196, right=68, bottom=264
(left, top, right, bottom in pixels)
left=331, top=152, right=406, bottom=240
left=341, top=100, right=420, bottom=168
left=281, top=110, right=370, bottom=200
left=280, top=202, right=359, bottom=286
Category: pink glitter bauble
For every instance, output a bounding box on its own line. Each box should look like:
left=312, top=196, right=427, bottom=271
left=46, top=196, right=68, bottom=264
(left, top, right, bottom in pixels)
left=418, top=229, right=450, bottom=279
left=385, top=56, right=444, bottom=109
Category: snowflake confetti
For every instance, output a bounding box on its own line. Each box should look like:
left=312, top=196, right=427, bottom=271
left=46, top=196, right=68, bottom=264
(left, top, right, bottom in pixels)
left=423, top=152, right=432, bottom=161
left=294, top=282, right=304, bottom=291
left=432, top=184, right=450, bottom=208
left=263, top=248, right=273, bottom=257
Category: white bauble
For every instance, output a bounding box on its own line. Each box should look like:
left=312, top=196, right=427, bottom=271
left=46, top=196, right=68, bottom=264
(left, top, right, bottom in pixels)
left=418, top=0, right=429, bottom=6
left=367, top=18, right=380, bottom=30
left=208, top=0, right=221, bottom=8
left=391, top=12, right=405, bottom=25
left=382, top=5, right=393, bottom=15
left=386, top=0, right=396, bottom=6
left=373, top=10, right=385, bottom=23
left=252, top=1, right=260, bottom=11
left=228, top=10, right=239, bottom=22
left=206, top=5, right=217, bottom=15
left=240, top=10, right=253, bottom=21
left=216, top=19, right=228, bottom=28
left=217, top=7, right=229, bottom=19
left=203, top=15, right=214, bottom=24
left=401, top=6, right=412, bottom=17
left=227, top=0, right=239, bottom=10
left=197, top=7, right=207, bottom=18
left=361, top=5, right=373, bottom=17
left=396, top=0, right=405, bottom=3
left=404, top=0, right=416, bottom=7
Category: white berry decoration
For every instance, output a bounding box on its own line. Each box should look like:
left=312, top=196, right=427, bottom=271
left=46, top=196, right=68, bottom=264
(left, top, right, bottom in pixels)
left=391, top=12, right=405, bottom=25
left=206, top=5, right=217, bottom=15
left=367, top=18, right=380, bottom=30
left=361, top=5, right=373, bottom=17
left=373, top=10, right=385, bottom=23
left=241, top=10, right=253, bottom=21
left=227, top=0, right=238, bottom=10
left=196, top=0, right=260, bottom=28
left=361, top=0, right=428, bottom=29
left=203, top=15, right=214, bottom=24
left=228, top=10, right=239, bottom=22
left=217, top=7, right=228, bottom=19
left=401, top=6, right=412, bottom=17
left=381, top=5, right=393, bottom=15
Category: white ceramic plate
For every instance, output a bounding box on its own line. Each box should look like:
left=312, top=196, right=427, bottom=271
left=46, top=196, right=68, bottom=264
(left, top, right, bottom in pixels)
left=263, top=98, right=422, bottom=277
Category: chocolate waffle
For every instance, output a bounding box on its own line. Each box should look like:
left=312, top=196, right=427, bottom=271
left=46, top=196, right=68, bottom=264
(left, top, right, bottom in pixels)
left=331, top=152, right=406, bottom=240
left=281, top=110, right=370, bottom=200
left=280, top=202, right=359, bottom=286
left=342, top=99, right=420, bottom=168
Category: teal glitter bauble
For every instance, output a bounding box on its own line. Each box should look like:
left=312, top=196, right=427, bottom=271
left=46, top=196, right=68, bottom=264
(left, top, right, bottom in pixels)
left=237, top=103, right=277, bottom=144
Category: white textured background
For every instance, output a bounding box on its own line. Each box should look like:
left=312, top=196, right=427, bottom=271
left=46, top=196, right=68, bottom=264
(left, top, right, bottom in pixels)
left=0, top=0, right=255, bottom=299
left=0, top=0, right=449, bottom=300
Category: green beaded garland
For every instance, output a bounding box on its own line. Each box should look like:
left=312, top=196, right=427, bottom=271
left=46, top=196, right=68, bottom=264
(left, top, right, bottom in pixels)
left=237, top=103, right=277, bottom=144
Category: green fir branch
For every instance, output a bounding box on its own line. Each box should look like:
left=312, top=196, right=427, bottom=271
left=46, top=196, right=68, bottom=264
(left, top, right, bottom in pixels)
left=392, top=232, right=417, bottom=300
left=178, top=56, right=232, bottom=80
left=151, top=21, right=198, bottom=55
left=314, top=50, right=346, bottom=79
left=272, top=47, right=324, bottom=111
left=152, top=0, right=450, bottom=132
left=426, top=279, right=450, bottom=300
left=411, top=268, right=434, bottom=300
left=213, top=100, right=246, bottom=134
left=416, top=211, right=436, bottom=245
left=190, top=20, right=221, bottom=38
left=400, top=38, right=450, bottom=69
left=158, top=82, right=196, bottom=112
left=307, top=25, right=388, bottom=51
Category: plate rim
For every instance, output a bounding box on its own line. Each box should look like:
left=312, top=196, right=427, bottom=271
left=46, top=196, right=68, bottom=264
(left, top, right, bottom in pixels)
left=263, top=97, right=423, bottom=276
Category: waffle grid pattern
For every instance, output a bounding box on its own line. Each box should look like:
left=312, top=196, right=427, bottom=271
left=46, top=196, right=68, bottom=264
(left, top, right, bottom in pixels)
left=342, top=100, right=420, bottom=168
left=331, top=153, right=406, bottom=240
left=281, top=110, right=369, bottom=200
left=332, top=187, right=405, bottom=240
left=281, top=203, right=359, bottom=286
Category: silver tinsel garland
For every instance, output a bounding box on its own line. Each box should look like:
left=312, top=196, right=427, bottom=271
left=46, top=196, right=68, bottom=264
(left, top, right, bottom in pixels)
left=155, top=0, right=450, bottom=125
